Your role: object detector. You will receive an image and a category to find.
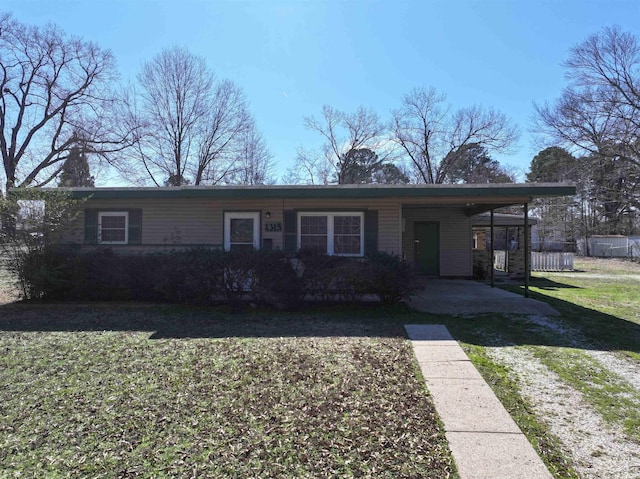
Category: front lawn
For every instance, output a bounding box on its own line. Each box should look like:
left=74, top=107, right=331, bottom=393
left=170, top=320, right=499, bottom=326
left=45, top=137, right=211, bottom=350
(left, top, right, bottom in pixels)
left=4, top=257, right=637, bottom=478
left=0, top=306, right=457, bottom=478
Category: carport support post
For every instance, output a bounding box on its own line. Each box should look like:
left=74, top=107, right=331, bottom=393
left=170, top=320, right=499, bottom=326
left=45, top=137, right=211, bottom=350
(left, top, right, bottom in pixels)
left=490, top=209, right=495, bottom=288
left=524, top=202, right=530, bottom=298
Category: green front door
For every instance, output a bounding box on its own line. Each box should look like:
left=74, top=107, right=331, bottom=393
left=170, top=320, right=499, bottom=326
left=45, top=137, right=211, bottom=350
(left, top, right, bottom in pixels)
left=414, top=222, right=439, bottom=276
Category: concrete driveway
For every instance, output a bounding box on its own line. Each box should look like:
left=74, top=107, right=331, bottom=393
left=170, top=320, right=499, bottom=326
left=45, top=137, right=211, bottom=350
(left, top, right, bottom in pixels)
left=407, top=279, right=559, bottom=316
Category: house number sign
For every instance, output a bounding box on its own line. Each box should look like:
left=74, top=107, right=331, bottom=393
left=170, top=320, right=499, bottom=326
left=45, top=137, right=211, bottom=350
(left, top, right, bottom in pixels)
left=265, top=222, right=282, bottom=232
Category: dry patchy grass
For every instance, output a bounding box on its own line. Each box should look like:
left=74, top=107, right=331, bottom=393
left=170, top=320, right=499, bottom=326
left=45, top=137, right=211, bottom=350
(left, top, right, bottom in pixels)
left=0, top=307, right=456, bottom=478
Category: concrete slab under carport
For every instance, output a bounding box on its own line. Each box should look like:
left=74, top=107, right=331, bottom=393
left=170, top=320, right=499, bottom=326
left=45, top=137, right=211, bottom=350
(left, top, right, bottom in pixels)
left=407, top=279, right=559, bottom=316
left=405, top=324, right=553, bottom=479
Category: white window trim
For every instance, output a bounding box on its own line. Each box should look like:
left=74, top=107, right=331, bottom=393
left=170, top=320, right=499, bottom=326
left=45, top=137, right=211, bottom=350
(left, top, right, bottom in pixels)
left=297, top=212, right=364, bottom=257
left=98, top=211, right=129, bottom=245
left=224, top=212, right=261, bottom=251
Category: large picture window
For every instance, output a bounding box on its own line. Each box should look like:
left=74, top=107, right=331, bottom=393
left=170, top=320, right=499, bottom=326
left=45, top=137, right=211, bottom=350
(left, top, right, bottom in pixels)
left=298, top=212, right=364, bottom=256
left=98, top=211, right=128, bottom=244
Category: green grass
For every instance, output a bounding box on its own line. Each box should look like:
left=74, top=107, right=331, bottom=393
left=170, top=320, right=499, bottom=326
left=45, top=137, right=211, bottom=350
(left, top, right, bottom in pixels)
left=0, top=305, right=457, bottom=478
left=501, top=257, right=640, bottom=360
left=531, top=346, right=640, bottom=441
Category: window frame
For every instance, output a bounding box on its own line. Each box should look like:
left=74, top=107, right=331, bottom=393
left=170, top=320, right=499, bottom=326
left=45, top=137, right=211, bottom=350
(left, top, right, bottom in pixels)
left=297, top=212, right=365, bottom=257
left=98, top=211, right=129, bottom=245
left=224, top=211, right=261, bottom=251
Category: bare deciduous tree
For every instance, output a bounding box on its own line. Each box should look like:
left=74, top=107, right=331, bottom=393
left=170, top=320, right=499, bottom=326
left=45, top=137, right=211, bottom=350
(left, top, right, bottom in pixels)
left=282, top=147, right=332, bottom=185
left=391, top=87, right=519, bottom=184
left=534, top=26, right=640, bottom=168
left=131, top=46, right=261, bottom=186
left=299, top=105, right=393, bottom=184
left=193, top=80, right=253, bottom=184
left=225, top=123, right=275, bottom=185
left=533, top=27, right=640, bottom=235
left=0, top=13, right=132, bottom=192
left=305, top=105, right=388, bottom=184
left=134, top=46, right=210, bottom=186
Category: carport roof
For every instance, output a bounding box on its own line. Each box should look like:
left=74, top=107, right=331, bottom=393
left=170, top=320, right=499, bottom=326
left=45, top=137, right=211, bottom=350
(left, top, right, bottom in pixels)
left=51, top=183, right=575, bottom=201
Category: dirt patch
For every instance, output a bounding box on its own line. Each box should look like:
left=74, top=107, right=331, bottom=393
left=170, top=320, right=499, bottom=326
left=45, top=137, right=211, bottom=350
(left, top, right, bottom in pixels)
left=574, top=257, right=640, bottom=274
left=484, top=311, right=640, bottom=479
left=555, top=272, right=640, bottom=282
left=489, top=346, right=640, bottom=479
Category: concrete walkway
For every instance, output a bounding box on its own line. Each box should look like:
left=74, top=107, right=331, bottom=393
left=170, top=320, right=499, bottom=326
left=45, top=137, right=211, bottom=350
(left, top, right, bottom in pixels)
left=408, top=279, right=559, bottom=316
left=405, top=324, right=553, bottom=479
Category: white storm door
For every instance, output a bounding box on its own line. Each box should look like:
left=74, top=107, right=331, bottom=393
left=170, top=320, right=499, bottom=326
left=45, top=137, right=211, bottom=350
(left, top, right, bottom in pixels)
left=224, top=212, right=260, bottom=251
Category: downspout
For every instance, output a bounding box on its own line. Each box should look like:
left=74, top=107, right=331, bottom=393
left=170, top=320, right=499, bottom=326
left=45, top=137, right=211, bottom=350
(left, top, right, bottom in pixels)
left=524, top=202, right=530, bottom=298
left=490, top=209, right=495, bottom=288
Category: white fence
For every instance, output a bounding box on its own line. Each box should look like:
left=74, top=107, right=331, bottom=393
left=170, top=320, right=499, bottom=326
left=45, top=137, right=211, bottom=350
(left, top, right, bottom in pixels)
left=531, top=252, right=574, bottom=272
left=493, top=251, right=574, bottom=272
left=493, top=250, right=507, bottom=271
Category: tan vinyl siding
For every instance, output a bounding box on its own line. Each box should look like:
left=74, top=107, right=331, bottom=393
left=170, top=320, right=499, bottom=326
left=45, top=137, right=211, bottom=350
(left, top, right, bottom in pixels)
left=70, top=197, right=402, bottom=254
left=69, top=198, right=281, bottom=248
left=402, top=208, right=472, bottom=277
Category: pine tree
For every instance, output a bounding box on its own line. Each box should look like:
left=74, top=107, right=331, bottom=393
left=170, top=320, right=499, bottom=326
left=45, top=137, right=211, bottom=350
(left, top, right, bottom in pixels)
left=58, top=148, right=95, bottom=187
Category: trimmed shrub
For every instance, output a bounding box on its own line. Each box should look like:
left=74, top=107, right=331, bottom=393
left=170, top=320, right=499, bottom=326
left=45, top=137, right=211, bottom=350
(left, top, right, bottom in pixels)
left=13, top=246, right=416, bottom=307
left=295, top=249, right=347, bottom=300
left=78, top=248, right=134, bottom=301
left=365, top=252, right=417, bottom=304
left=154, top=248, right=226, bottom=305
left=473, top=258, right=488, bottom=280
left=222, top=248, right=259, bottom=304
left=327, top=260, right=372, bottom=302
left=251, top=249, right=305, bottom=310
left=12, top=244, right=79, bottom=300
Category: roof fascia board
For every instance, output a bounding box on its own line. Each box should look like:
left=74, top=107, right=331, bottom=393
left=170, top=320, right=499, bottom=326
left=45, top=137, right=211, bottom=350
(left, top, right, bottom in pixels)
left=44, top=184, right=576, bottom=201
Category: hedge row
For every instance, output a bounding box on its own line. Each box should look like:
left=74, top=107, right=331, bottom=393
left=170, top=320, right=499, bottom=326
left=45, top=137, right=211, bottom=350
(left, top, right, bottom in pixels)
left=15, top=247, right=416, bottom=309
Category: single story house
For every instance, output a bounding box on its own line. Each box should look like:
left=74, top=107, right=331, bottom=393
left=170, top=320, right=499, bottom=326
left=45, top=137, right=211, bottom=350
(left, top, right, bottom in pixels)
left=52, top=183, right=575, bottom=283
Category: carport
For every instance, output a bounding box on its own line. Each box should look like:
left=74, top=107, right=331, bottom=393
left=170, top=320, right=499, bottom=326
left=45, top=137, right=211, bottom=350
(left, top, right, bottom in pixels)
left=399, top=183, right=574, bottom=298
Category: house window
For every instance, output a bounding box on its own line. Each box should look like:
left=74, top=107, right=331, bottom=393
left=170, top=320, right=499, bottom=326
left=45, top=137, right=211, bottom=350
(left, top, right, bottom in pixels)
left=224, top=212, right=260, bottom=251
left=298, top=212, right=364, bottom=256
left=98, top=212, right=128, bottom=244
left=299, top=215, right=328, bottom=252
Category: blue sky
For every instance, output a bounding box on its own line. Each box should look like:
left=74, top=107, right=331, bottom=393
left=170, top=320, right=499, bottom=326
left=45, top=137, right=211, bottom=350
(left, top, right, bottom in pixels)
left=4, top=0, right=640, bottom=184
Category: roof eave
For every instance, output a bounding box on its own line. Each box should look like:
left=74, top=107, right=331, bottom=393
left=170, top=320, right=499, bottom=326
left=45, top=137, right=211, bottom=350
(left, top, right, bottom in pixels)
left=39, top=183, right=576, bottom=201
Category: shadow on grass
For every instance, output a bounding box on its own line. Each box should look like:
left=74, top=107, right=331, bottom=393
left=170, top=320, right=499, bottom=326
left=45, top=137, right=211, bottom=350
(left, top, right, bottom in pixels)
left=1, top=277, right=638, bottom=355
left=524, top=277, right=582, bottom=291
left=0, top=301, right=418, bottom=339
left=436, top=285, right=640, bottom=355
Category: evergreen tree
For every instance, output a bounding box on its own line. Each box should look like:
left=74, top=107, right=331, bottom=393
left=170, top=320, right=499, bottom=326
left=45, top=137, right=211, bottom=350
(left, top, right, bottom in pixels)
left=337, top=148, right=410, bottom=184
left=164, top=174, right=190, bottom=186
left=445, top=143, right=514, bottom=184
left=58, top=148, right=95, bottom=187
